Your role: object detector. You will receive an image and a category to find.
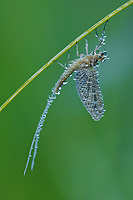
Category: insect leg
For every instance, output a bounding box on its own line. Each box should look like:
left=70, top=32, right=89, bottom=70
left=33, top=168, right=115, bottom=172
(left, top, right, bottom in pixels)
left=94, top=28, right=102, bottom=53
left=76, top=42, right=85, bottom=58
left=68, top=50, right=70, bottom=63
left=85, top=37, right=89, bottom=55
left=95, top=20, right=108, bottom=42
left=76, top=42, right=80, bottom=57
left=102, top=20, right=108, bottom=40
left=94, top=20, right=108, bottom=53
left=55, top=61, right=67, bottom=69
left=95, top=28, right=100, bottom=41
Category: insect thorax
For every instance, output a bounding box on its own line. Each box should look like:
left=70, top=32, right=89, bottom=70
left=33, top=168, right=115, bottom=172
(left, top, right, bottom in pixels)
left=78, top=52, right=107, bottom=69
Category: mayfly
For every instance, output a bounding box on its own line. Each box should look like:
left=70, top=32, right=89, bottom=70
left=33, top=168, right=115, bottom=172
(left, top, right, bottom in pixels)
left=24, top=21, right=109, bottom=175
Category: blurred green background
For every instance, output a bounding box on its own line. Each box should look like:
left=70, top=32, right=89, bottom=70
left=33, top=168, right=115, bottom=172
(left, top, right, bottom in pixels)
left=0, top=0, right=133, bottom=199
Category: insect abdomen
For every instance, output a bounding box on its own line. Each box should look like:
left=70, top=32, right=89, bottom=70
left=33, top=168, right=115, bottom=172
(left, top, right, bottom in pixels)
left=53, top=60, right=82, bottom=94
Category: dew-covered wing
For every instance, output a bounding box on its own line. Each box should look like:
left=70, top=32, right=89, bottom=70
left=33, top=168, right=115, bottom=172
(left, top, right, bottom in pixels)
left=75, top=68, right=104, bottom=121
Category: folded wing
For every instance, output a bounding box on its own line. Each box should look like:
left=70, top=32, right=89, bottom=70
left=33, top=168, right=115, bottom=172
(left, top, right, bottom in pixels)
left=75, top=68, right=104, bottom=121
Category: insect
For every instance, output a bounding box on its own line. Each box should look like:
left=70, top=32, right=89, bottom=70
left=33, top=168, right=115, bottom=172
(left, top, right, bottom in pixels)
left=24, top=21, right=109, bottom=175
left=54, top=21, right=108, bottom=120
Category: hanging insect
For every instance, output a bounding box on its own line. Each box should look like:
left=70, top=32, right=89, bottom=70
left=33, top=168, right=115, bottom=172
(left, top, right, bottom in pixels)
left=24, top=21, right=109, bottom=175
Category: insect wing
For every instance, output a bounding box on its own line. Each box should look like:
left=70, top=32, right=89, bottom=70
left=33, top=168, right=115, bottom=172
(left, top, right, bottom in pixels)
left=75, top=68, right=104, bottom=121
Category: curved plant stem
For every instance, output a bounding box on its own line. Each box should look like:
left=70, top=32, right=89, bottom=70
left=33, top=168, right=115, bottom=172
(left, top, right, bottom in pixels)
left=0, top=0, right=132, bottom=112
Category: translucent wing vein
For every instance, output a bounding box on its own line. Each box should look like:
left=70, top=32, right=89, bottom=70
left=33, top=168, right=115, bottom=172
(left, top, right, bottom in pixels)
left=75, top=68, right=104, bottom=121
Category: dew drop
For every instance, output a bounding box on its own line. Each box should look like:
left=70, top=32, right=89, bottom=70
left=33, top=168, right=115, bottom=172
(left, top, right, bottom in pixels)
left=63, top=81, right=68, bottom=85
left=56, top=91, right=60, bottom=95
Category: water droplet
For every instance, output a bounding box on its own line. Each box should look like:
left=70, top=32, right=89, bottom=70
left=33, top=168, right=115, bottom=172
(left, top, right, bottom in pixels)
left=56, top=91, right=60, bottom=95
left=52, top=94, right=56, bottom=99
left=63, top=81, right=68, bottom=85
left=51, top=88, right=55, bottom=93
